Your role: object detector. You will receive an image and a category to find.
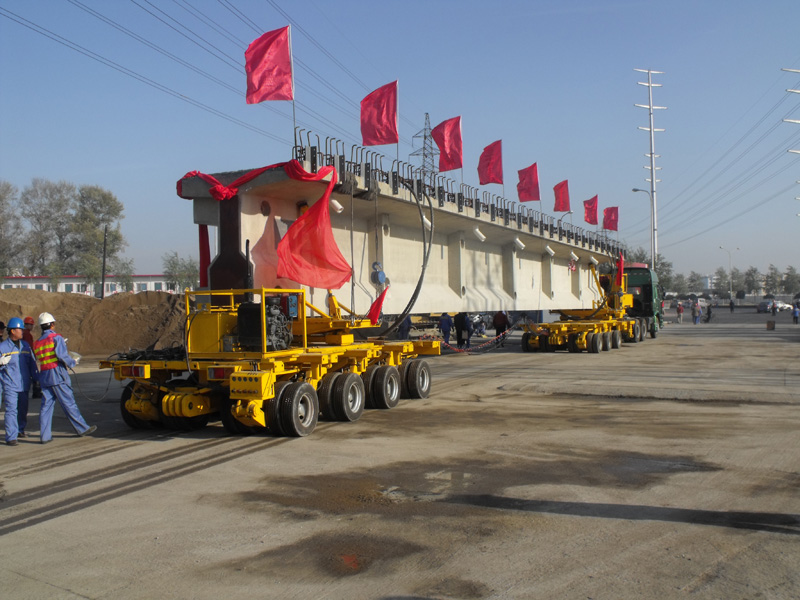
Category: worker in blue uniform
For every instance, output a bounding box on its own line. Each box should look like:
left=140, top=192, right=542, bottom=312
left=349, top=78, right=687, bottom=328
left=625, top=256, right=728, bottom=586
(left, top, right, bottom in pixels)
left=0, top=317, right=39, bottom=445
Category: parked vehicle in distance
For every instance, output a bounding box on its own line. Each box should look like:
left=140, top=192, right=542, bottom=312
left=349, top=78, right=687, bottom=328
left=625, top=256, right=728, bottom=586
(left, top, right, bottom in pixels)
left=757, top=300, right=773, bottom=313
left=775, top=301, right=792, bottom=311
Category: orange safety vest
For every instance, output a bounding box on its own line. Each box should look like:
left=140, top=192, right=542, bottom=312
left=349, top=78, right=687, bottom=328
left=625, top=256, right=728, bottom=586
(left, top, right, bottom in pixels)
left=33, top=333, right=62, bottom=371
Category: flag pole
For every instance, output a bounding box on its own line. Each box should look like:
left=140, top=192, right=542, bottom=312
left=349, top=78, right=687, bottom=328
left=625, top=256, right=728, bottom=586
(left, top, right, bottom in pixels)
left=289, top=25, right=297, bottom=147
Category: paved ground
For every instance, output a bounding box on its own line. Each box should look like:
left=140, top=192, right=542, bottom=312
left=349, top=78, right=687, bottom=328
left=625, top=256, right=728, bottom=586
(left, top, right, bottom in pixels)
left=0, top=311, right=798, bottom=599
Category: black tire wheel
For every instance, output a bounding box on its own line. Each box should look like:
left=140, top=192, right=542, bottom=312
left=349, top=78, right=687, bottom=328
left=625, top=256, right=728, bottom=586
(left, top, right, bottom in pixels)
left=650, top=321, right=658, bottom=338
left=332, top=372, right=366, bottom=421
left=279, top=382, right=318, bottom=437
left=317, top=372, right=340, bottom=421
left=567, top=334, right=579, bottom=353
left=587, top=332, right=601, bottom=354
left=601, top=331, right=611, bottom=351
left=120, top=382, right=158, bottom=429
left=265, top=381, right=292, bottom=436
left=630, top=321, right=640, bottom=343
left=538, top=334, right=550, bottom=353
left=611, top=330, right=622, bottom=349
left=638, top=318, right=647, bottom=342
left=398, top=362, right=410, bottom=399
left=521, top=331, right=532, bottom=352
left=220, top=398, right=257, bottom=435
left=406, top=359, right=432, bottom=399
left=361, top=366, right=379, bottom=409
left=371, top=365, right=401, bottom=409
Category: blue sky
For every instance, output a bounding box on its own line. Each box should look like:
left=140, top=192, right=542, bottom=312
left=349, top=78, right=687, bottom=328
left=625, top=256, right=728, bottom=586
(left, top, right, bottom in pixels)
left=1, top=0, right=799, bottom=276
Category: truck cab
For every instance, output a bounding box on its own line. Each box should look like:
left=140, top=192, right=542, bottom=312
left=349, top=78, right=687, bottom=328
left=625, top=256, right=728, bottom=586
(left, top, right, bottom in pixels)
left=624, top=263, right=664, bottom=337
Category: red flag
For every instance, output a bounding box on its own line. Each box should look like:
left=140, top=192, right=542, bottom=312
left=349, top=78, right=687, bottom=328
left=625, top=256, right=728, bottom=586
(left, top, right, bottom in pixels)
left=478, top=140, right=503, bottom=185
left=276, top=161, right=352, bottom=289
left=553, top=180, right=570, bottom=212
left=366, top=287, right=390, bottom=325
left=516, top=163, right=540, bottom=202
left=198, top=224, right=210, bottom=288
left=360, top=81, right=399, bottom=146
left=615, top=252, right=625, bottom=287
left=583, top=195, right=598, bottom=225
left=431, top=116, right=463, bottom=172
left=603, top=206, right=619, bottom=231
left=245, top=26, right=293, bottom=103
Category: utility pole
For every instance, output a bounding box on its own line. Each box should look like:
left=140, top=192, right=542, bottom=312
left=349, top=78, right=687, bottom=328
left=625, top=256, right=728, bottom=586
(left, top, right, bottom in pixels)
left=635, top=69, right=666, bottom=268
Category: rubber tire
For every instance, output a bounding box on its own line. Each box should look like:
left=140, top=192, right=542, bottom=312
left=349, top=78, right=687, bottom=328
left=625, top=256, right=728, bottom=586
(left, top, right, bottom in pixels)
left=406, top=359, right=432, bottom=399
left=371, top=365, right=401, bottom=409
left=332, top=372, right=366, bottom=422
left=611, top=330, right=622, bottom=349
left=120, top=382, right=158, bottom=430
left=398, top=362, right=410, bottom=399
left=279, top=382, right=318, bottom=437
left=361, top=366, right=379, bottom=409
left=521, top=331, right=532, bottom=352
left=650, top=321, right=658, bottom=338
left=265, top=381, right=292, bottom=436
left=538, top=334, right=550, bottom=353
left=585, top=332, right=597, bottom=353
left=567, top=334, right=579, bottom=353
left=317, top=372, right=340, bottom=421
left=630, top=321, right=640, bottom=343
left=601, top=331, right=611, bottom=351
left=638, top=318, right=647, bottom=342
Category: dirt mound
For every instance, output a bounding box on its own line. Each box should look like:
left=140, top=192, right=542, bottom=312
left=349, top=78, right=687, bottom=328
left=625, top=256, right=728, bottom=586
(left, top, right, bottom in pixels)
left=0, top=289, right=185, bottom=356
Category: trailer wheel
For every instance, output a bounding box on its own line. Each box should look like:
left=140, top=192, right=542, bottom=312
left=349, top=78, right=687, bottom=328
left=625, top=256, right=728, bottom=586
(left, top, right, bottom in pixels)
left=611, top=330, right=622, bottom=349
left=265, top=381, right=291, bottom=436
left=398, top=361, right=410, bottom=399
left=120, top=382, right=158, bottom=429
left=371, top=365, right=401, bottom=409
left=538, top=334, right=550, bottom=353
left=567, top=334, right=579, bottom=353
left=406, top=359, right=431, bottom=399
left=361, top=366, right=379, bottom=409
left=332, top=372, right=366, bottom=421
left=586, top=332, right=601, bottom=353
left=280, top=382, right=318, bottom=437
left=601, top=331, right=611, bottom=351
left=521, top=332, right=532, bottom=352
left=629, top=321, right=640, bottom=343
left=317, top=372, right=340, bottom=421
left=649, top=321, right=658, bottom=338
left=221, top=399, right=256, bottom=435
left=638, top=318, right=646, bottom=342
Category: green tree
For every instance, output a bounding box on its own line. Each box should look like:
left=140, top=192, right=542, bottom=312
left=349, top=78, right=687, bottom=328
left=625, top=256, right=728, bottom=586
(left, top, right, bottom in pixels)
left=781, top=266, right=800, bottom=295
left=763, top=264, right=781, bottom=295
left=743, top=267, right=761, bottom=295
left=671, top=273, right=688, bottom=295
left=0, top=180, right=18, bottom=276
left=19, top=178, right=76, bottom=275
left=69, top=185, right=126, bottom=287
left=687, top=271, right=704, bottom=292
left=111, top=257, right=135, bottom=292
left=622, top=246, right=673, bottom=289
left=162, top=252, right=199, bottom=291
left=731, top=267, right=745, bottom=295
left=713, top=266, right=730, bottom=298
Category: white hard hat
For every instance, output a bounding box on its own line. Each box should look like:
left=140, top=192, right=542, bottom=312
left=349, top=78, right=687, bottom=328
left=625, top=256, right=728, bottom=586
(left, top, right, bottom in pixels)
left=38, top=312, right=56, bottom=326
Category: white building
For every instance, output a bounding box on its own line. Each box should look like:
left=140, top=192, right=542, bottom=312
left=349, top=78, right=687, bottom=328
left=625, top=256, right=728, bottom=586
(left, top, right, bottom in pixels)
left=1, top=274, right=180, bottom=296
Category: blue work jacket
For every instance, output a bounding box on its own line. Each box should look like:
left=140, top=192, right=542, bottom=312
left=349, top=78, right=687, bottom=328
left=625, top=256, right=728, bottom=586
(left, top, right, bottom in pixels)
left=0, top=338, right=39, bottom=393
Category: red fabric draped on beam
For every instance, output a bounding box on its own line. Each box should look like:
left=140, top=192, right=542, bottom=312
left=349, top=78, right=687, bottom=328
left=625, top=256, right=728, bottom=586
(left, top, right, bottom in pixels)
left=360, top=81, right=399, bottom=146
left=615, top=252, right=625, bottom=287
left=176, top=161, right=351, bottom=290
left=516, top=163, right=540, bottom=202
left=431, top=116, right=463, bottom=172
left=245, top=26, right=294, bottom=103
left=553, top=180, right=570, bottom=212
left=583, top=195, right=598, bottom=225
left=478, top=140, right=503, bottom=185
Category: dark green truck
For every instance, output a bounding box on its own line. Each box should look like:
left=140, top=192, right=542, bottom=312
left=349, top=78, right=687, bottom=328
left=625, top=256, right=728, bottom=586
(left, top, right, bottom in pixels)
left=624, top=263, right=664, bottom=338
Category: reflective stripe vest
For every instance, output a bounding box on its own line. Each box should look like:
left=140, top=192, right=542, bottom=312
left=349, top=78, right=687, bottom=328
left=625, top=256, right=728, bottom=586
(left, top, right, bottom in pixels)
left=33, top=333, right=62, bottom=371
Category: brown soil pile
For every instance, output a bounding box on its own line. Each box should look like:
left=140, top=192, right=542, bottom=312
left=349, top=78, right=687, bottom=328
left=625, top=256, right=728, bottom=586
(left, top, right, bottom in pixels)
left=0, top=289, right=186, bottom=356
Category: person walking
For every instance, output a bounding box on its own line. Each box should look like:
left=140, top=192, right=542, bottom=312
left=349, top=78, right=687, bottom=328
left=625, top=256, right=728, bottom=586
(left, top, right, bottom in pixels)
left=454, top=312, right=466, bottom=349
left=793, top=303, right=799, bottom=325
left=438, top=312, right=453, bottom=345
left=32, top=312, right=96, bottom=444
left=397, top=314, right=412, bottom=340
left=463, top=312, right=474, bottom=349
left=22, top=316, right=42, bottom=399
left=771, top=301, right=778, bottom=318
left=691, top=302, right=702, bottom=325
left=676, top=303, right=684, bottom=324
left=0, top=318, right=39, bottom=445
left=492, top=310, right=510, bottom=347
left=729, top=299, right=735, bottom=313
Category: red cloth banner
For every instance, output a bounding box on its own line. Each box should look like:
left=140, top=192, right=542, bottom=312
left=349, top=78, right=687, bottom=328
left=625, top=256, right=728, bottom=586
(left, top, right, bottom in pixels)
left=583, top=195, right=598, bottom=225
left=176, top=161, right=352, bottom=290
left=603, top=206, right=619, bottom=231
left=245, top=26, right=293, bottom=103
left=478, top=140, right=503, bottom=185
left=198, top=224, right=210, bottom=288
left=516, top=163, right=540, bottom=202
left=431, top=116, right=463, bottom=172
left=360, top=81, right=399, bottom=146
left=553, top=180, right=570, bottom=212
left=366, top=287, right=390, bottom=325
left=615, top=252, right=625, bottom=287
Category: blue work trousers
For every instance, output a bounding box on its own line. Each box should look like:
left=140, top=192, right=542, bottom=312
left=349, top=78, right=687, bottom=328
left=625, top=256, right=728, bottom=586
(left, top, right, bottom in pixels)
left=40, top=383, right=90, bottom=442
left=3, top=389, right=29, bottom=442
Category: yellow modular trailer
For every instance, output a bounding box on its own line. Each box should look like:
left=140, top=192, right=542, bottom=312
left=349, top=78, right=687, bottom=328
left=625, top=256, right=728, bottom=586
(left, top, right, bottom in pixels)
left=520, top=264, right=650, bottom=353
left=101, top=288, right=439, bottom=437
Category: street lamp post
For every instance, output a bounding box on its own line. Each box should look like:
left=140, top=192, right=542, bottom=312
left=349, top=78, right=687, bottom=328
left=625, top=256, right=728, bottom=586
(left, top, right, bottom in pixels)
left=719, top=245, right=739, bottom=303
left=632, top=187, right=656, bottom=267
